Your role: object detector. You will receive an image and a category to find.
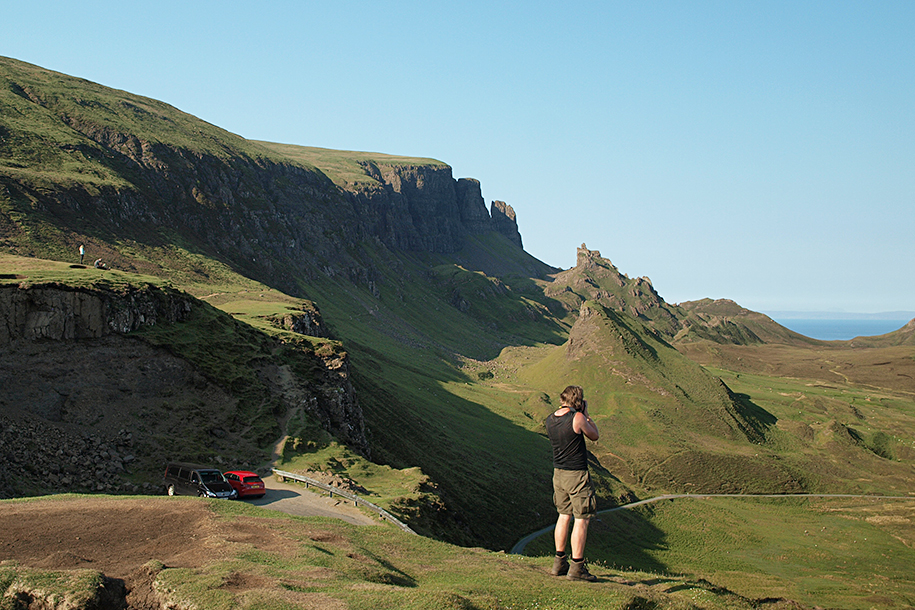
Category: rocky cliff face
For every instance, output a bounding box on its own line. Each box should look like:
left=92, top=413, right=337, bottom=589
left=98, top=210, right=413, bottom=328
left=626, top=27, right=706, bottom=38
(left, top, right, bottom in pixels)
left=344, top=162, right=525, bottom=254
left=490, top=200, right=523, bottom=248
left=455, top=178, right=492, bottom=233
left=6, top=138, right=526, bottom=296
left=546, top=244, right=681, bottom=336
left=0, top=282, right=192, bottom=344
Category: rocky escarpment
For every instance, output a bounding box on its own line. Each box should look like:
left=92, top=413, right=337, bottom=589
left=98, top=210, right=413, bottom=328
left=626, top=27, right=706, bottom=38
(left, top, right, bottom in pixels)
left=4, top=129, right=526, bottom=297
left=490, top=200, right=523, bottom=248
left=0, top=282, right=193, bottom=344
left=4, top=145, right=357, bottom=296
left=546, top=244, right=682, bottom=337
left=545, top=245, right=814, bottom=347
left=0, top=282, right=367, bottom=497
left=346, top=162, right=525, bottom=253
left=268, top=303, right=331, bottom=338
left=1, top=56, right=527, bottom=296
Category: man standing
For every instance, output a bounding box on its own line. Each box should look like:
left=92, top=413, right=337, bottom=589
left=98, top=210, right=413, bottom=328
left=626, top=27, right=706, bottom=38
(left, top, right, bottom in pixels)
left=545, top=385, right=600, bottom=581
left=79, top=244, right=85, bottom=264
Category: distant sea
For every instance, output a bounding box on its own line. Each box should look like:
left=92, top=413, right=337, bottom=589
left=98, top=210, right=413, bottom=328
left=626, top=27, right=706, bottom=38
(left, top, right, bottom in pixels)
left=770, top=318, right=911, bottom=341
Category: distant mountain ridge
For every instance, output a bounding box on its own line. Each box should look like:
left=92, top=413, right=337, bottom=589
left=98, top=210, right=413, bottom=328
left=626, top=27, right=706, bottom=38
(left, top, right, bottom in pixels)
left=765, top=310, right=915, bottom=320
left=542, top=245, right=824, bottom=347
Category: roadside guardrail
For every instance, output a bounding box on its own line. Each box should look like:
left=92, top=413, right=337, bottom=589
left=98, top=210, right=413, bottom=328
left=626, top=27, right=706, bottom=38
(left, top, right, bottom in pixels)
left=271, top=468, right=417, bottom=535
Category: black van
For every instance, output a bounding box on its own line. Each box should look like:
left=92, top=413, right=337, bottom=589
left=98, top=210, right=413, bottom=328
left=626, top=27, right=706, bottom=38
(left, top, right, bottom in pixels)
left=163, top=462, right=238, bottom=499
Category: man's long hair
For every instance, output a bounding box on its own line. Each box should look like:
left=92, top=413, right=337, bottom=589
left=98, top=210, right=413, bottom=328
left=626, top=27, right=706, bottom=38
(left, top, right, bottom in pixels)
left=560, top=385, right=584, bottom=412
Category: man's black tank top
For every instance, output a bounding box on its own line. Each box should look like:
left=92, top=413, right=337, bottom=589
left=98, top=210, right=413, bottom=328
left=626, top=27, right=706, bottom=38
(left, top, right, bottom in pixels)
left=546, top=410, right=587, bottom=471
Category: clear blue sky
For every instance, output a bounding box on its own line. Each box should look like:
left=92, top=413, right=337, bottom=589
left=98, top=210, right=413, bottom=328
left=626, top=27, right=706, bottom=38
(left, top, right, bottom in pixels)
left=4, top=1, right=913, bottom=314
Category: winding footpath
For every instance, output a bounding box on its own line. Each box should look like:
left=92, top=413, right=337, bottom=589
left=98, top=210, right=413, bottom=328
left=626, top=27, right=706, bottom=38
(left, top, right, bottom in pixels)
left=510, top=492, right=915, bottom=555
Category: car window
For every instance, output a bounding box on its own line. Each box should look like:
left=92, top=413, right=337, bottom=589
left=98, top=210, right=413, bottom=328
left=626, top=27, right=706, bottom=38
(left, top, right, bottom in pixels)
left=199, top=470, right=225, bottom=483
left=243, top=476, right=263, bottom=484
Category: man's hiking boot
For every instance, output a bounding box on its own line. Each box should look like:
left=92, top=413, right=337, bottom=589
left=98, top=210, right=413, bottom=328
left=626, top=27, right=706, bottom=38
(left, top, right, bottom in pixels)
left=567, top=559, right=597, bottom=582
left=550, top=555, right=569, bottom=576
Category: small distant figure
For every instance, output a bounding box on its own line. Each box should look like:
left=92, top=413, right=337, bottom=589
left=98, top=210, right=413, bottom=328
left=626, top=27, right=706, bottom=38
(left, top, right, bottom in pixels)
left=93, top=258, right=108, bottom=270
left=79, top=244, right=85, bottom=264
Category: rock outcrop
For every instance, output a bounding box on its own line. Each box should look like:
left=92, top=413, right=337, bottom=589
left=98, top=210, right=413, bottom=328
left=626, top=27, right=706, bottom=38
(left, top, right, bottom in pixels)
left=269, top=304, right=331, bottom=338
left=345, top=163, right=525, bottom=254
left=0, top=282, right=192, bottom=345
left=490, top=200, right=523, bottom=248
left=455, top=178, right=492, bottom=233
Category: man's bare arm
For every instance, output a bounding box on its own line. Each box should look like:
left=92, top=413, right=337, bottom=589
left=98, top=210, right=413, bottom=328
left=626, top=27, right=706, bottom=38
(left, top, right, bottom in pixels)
left=574, top=410, right=599, bottom=441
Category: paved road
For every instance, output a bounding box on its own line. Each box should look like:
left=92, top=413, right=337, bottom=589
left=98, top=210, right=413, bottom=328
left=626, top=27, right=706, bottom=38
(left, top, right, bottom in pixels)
left=243, top=475, right=377, bottom=526
left=510, top=492, right=915, bottom=555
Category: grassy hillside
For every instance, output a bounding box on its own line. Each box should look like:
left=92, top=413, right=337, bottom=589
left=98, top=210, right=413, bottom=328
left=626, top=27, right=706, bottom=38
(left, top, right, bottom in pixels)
left=676, top=298, right=823, bottom=346
left=0, top=56, right=280, bottom=187
left=2, top=494, right=838, bottom=610
left=524, top=495, right=915, bottom=610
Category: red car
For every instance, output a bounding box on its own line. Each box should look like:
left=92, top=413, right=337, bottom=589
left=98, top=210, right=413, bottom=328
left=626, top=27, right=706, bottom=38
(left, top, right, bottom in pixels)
left=223, top=470, right=266, bottom=499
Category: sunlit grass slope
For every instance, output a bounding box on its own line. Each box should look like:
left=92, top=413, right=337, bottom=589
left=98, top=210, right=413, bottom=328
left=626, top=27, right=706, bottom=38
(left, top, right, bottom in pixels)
left=0, top=494, right=816, bottom=610
left=0, top=56, right=278, bottom=190
left=254, top=141, right=449, bottom=189
left=524, top=496, right=915, bottom=610
left=514, top=301, right=785, bottom=494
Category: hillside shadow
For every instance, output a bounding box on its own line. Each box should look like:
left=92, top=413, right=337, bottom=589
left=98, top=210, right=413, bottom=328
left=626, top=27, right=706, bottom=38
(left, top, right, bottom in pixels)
left=731, top=391, right=778, bottom=441
left=349, top=365, right=573, bottom=549
left=523, top=505, right=672, bottom=576
left=589, top=506, right=671, bottom=575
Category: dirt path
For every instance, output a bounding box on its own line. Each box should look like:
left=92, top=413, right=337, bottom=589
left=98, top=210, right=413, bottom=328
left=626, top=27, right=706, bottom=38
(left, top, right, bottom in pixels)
left=249, top=475, right=377, bottom=525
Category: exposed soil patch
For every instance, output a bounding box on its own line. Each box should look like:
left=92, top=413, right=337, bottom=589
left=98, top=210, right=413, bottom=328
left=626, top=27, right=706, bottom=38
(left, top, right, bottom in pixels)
left=0, top=495, right=292, bottom=608
left=0, top=496, right=218, bottom=575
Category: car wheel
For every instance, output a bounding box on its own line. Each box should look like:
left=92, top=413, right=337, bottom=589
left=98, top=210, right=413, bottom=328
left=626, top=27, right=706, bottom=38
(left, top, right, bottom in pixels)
left=167, top=485, right=176, bottom=496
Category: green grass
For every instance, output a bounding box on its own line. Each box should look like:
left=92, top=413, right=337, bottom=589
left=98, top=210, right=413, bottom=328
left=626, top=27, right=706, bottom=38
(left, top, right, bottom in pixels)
left=0, top=566, right=112, bottom=610
left=706, top=366, right=915, bottom=495
left=254, top=142, right=448, bottom=188
left=0, top=251, right=172, bottom=290
left=277, top=439, right=432, bottom=509
left=135, top=497, right=776, bottom=610
left=0, top=56, right=279, bottom=187
left=524, top=496, right=915, bottom=610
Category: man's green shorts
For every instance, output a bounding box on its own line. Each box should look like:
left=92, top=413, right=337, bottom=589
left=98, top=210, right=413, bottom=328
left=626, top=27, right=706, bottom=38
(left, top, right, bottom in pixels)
left=552, top=468, right=596, bottom=519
